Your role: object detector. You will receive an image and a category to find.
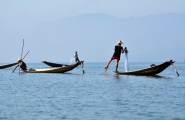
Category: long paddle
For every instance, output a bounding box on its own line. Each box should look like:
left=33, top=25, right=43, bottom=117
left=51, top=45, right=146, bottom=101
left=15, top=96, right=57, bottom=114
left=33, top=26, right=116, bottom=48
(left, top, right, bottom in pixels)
left=19, top=39, right=24, bottom=75
left=171, top=63, right=179, bottom=76
left=21, top=39, right=24, bottom=59
left=19, top=66, right=21, bottom=76
left=81, top=61, right=85, bottom=74
left=12, top=65, right=19, bottom=73
left=22, top=50, right=30, bottom=60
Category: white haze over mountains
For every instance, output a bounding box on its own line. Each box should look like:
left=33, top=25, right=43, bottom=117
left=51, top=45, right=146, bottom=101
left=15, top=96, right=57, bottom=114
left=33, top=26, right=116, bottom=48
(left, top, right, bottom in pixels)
left=1, top=13, right=185, bottom=63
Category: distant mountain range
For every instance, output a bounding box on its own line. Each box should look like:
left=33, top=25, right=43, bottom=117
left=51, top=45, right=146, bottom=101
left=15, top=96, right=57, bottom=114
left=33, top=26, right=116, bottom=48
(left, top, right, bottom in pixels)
left=1, top=13, right=185, bottom=62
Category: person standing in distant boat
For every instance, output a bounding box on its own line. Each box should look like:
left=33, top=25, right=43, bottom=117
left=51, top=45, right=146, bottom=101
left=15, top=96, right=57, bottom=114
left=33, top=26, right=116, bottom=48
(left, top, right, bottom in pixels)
left=74, top=51, right=80, bottom=63
left=105, top=40, right=126, bottom=72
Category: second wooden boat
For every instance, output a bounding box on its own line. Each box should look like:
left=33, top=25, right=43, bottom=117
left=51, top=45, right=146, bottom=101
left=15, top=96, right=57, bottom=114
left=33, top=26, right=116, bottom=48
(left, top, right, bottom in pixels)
left=24, top=61, right=84, bottom=73
left=0, top=62, right=18, bottom=69
left=42, top=61, right=69, bottom=67
left=116, top=60, right=174, bottom=75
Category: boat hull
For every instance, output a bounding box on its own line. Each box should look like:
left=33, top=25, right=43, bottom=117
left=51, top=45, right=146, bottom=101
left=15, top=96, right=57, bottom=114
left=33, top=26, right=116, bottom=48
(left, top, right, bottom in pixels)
left=42, top=61, right=69, bottom=67
left=25, top=62, right=82, bottom=73
left=0, top=62, right=18, bottom=69
left=117, top=60, right=173, bottom=75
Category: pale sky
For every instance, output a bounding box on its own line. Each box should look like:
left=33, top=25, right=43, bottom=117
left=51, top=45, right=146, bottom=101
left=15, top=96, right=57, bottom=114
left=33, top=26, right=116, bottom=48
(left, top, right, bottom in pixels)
left=0, top=0, right=185, bottom=63
left=1, top=0, right=185, bottom=29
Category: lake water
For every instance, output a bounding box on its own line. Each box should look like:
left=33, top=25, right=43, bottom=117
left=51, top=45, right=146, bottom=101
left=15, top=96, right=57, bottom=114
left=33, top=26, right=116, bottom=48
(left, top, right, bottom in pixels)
left=0, top=61, right=185, bottom=120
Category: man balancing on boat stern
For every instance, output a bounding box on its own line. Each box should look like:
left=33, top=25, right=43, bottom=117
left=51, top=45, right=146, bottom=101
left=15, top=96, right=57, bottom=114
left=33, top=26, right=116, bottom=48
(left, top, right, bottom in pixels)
left=105, top=40, right=127, bottom=72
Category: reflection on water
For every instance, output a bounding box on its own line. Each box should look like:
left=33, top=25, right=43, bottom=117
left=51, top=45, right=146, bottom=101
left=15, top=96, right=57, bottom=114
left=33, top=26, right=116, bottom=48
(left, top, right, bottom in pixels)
left=114, top=74, right=121, bottom=80
left=119, top=74, right=174, bottom=79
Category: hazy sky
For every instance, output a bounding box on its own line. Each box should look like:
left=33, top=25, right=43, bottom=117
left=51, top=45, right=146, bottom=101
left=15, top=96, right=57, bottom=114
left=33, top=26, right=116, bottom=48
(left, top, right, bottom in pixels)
left=1, top=0, right=185, bottom=29
left=0, top=0, right=185, bottom=63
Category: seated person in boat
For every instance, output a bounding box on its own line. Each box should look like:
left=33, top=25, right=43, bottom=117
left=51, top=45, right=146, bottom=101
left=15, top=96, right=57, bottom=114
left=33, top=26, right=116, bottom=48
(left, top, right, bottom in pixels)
left=74, top=51, right=80, bottom=63
left=150, top=64, right=156, bottom=67
left=18, top=58, right=27, bottom=71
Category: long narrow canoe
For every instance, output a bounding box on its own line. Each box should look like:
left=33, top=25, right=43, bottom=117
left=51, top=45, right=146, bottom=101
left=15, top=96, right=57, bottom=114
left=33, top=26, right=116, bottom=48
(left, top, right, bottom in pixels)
left=42, top=61, right=69, bottom=67
left=24, top=61, right=83, bottom=73
left=116, top=60, right=174, bottom=75
left=0, top=62, right=18, bottom=69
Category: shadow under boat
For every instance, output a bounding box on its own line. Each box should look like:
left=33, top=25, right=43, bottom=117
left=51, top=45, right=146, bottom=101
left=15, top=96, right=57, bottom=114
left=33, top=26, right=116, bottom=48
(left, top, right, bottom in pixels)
left=118, top=74, right=172, bottom=79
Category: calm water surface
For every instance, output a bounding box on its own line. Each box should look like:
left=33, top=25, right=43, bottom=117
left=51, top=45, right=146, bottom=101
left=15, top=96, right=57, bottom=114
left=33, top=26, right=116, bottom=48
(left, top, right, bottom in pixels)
left=0, top=62, right=185, bottom=120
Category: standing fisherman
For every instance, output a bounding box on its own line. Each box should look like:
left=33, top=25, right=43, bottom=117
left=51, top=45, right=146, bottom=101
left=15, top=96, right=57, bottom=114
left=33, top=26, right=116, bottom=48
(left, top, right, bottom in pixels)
left=105, top=40, right=126, bottom=72
left=74, top=51, right=80, bottom=63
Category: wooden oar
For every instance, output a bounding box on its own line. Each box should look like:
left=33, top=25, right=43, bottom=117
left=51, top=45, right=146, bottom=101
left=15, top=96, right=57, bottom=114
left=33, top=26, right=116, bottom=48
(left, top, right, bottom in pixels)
left=81, top=61, right=85, bottom=74
left=21, top=39, right=24, bottom=59
left=22, top=50, right=30, bottom=60
left=19, top=66, right=21, bottom=76
left=171, top=63, right=179, bottom=76
left=12, top=65, right=19, bottom=73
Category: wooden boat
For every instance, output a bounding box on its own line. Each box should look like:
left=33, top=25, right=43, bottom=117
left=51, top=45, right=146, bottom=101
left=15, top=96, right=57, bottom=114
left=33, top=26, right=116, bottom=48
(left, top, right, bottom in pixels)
left=116, top=60, right=174, bottom=75
left=24, top=61, right=84, bottom=73
left=0, top=62, right=17, bottom=69
left=42, top=61, right=69, bottom=67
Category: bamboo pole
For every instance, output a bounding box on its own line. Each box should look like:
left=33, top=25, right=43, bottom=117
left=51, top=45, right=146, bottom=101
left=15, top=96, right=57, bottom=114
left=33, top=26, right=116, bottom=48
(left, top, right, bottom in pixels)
left=22, top=50, right=30, bottom=60
left=81, top=61, right=85, bottom=74
left=171, top=63, right=179, bottom=76
left=12, top=65, right=19, bottom=73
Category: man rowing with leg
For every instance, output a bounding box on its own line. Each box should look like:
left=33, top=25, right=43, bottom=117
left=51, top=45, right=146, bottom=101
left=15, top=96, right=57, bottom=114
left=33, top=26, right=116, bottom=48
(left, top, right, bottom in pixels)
left=105, top=40, right=126, bottom=73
